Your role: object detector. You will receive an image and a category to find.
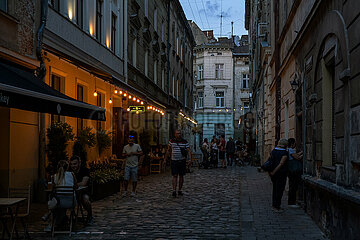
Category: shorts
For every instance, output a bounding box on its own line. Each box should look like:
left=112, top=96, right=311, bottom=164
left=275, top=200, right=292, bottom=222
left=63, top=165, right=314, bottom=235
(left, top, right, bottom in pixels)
left=171, top=160, right=186, bottom=176
left=219, top=151, right=225, bottom=159
left=124, top=166, right=138, bottom=182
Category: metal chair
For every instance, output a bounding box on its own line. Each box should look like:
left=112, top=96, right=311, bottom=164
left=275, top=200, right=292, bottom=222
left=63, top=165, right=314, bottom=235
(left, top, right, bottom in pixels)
left=1, top=185, right=31, bottom=239
left=51, top=186, right=76, bottom=237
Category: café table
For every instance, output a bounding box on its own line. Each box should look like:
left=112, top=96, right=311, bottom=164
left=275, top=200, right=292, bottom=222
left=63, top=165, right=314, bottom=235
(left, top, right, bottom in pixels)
left=0, top=198, right=26, bottom=240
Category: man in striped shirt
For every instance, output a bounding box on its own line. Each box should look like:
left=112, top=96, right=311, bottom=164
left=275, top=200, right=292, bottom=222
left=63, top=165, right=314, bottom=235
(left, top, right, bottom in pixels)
left=164, top=130, right=192, bottom=197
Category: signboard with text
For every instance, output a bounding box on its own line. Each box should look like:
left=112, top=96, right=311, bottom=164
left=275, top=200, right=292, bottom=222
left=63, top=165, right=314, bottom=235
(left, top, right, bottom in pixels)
left=129, top=106, right=145, bottom=112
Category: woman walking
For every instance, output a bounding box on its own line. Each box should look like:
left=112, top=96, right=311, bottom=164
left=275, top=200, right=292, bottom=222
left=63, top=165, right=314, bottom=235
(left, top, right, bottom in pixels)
left=269, top=138, right=289, bottom=212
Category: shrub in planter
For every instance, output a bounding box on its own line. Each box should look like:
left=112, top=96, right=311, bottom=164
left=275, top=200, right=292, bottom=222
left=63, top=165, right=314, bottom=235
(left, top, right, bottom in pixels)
left=73, top=127, right=96, bottom=167
left=46, top=122, right=74, bottom=171
left=90, top=163, right=123, bottom=200
left=96, top=130, right=112, bottom=157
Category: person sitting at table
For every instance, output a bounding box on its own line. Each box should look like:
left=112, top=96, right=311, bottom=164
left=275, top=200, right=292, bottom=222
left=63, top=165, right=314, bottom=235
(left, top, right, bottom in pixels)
left=52, top=160, right=77, bottom=226
left=70, top=155, right=93, bottom=225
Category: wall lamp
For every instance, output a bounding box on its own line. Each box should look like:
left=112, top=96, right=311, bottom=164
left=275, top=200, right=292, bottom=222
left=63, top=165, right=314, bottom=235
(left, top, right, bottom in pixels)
left=290, top=77, right=299, bottom=92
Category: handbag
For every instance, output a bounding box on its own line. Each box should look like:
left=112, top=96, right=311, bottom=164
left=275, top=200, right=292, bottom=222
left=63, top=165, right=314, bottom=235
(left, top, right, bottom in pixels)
left=176, top=143, right=188, bottom=158
left=47, top=196, right=58, bottom=210
left=261, top=153, right=275, bottom=172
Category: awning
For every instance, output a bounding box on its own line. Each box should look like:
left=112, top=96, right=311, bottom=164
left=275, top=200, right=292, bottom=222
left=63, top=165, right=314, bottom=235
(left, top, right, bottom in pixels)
left=0, top=61, right=106, bottom=121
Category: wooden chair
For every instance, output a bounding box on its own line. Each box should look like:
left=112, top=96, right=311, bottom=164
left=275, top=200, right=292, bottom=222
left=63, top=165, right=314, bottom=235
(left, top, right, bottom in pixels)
left=1, top=185, right=31, bottom=239
left=51, top=186, right=76, bottom=237
left=150, top=156, right=163, bottom=174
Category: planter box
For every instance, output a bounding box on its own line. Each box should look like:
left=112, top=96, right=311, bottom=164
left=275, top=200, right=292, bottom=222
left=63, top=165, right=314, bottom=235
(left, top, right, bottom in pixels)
left=91, top=180, right=121, bottom=201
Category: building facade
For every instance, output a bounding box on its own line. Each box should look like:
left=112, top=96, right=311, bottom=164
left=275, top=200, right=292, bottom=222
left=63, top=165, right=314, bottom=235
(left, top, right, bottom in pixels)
left=246, top=0, right=360, bottom=238
left=0, top=0, right=195, bottom=197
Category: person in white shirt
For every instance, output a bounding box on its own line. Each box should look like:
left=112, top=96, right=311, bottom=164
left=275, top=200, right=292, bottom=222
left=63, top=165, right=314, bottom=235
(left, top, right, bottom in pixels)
left=122, top=135, right=143, bottom=197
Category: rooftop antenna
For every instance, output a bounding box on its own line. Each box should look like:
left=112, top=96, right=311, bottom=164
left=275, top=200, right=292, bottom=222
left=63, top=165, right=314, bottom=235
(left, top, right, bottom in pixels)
left=220, top=0, right=223, bottom=37
left=231, top=21, right=234, bottom=43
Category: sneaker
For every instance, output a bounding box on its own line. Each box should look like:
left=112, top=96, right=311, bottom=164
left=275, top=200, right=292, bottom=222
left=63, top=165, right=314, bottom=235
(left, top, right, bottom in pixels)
left=272, top=207, right=284, bottom=213
left=44, top=224, right=52, bottom=232
left=172, top=191, right=177, bottom=197
left=122, top=191, right=128, bottom=197
left=177, top=191, right=183, bottom=196
left=86, top=216, right=94, bottom=225
left=288, top=204, right=300, bottom=208
left=131, top=192, right=136, bottom=197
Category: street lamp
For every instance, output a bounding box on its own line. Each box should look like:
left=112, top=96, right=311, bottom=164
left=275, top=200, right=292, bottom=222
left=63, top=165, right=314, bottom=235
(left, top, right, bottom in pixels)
left=290, top=77, right=299, bottom=92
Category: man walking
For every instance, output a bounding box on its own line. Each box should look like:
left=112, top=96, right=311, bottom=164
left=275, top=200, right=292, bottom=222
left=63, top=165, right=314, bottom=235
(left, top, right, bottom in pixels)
left=226, top=137, right=236, bottom=166
left=122, top=135, right=143, bottom=197
left=164, top=130, right=192, bottom=197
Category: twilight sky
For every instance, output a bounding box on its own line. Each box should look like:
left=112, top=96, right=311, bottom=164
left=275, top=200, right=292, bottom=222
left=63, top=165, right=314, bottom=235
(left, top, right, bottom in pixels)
left=179, top=0, right=248, bottom=38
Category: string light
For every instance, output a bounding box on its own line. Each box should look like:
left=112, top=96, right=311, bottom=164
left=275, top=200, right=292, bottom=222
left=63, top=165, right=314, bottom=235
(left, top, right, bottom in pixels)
left=128, top=95, right=132, bottom=99
left=133, top=97, right=136, bottom=101
left=124, top=93, right=127, bottom=97
left=127, top=108, right=130, bottom=111
left=109, top=98, right=112, bottom=104
left=93, top=90, right=97, bottom=97
left=114, top=90, right=118, bottom=94
left=140, top=101, right=144, bottom=105
left=137, top=99, right=140, bottom=103
left=120, top=90, right=123, bottom=94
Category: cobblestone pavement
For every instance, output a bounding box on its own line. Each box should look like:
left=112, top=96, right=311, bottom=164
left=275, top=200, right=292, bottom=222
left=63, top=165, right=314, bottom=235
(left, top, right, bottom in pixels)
left=239, top=167, right=328, bottom=240
left=25, top=166, right=327, bottom=239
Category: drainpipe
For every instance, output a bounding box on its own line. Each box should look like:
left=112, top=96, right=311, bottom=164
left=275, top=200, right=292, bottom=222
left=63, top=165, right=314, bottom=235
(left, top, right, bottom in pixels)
left=36, top=0, right=48, bottom=182
left=167, top=0, right=171, bottom=139
left=124, top=0, right=128, bottom=83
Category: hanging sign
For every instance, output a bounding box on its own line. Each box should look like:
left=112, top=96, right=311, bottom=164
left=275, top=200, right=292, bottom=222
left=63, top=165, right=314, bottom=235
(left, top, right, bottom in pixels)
left=129, top=106, right=145, bottom=112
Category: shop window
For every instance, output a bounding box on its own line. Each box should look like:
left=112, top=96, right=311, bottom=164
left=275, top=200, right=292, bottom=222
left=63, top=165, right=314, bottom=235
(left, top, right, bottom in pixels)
left=215, top=123, right=225, bottom=137
left=96, top=92, right=105, bottom=130
left=51, top=74, right=64, bottom=123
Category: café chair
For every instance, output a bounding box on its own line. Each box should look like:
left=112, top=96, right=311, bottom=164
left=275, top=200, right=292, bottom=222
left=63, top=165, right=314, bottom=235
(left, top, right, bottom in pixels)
left=1, top=185, right=31, bottom=239
left=51, top=186, right=76, bottom=237
left=150, top=156, right=162, bottom=174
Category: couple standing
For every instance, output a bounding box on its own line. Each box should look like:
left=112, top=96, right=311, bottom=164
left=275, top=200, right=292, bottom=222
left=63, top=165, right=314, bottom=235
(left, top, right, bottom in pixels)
left=268, top=138, right=303, bottom=212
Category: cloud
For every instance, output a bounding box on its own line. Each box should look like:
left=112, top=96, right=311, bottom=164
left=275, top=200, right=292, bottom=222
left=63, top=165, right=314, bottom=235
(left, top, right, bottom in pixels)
left=205, top=0, right=220, bottom=13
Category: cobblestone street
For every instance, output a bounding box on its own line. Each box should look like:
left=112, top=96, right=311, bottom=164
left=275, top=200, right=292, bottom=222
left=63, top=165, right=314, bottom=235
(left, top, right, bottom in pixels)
left=28, top=166, right=327, bottom=239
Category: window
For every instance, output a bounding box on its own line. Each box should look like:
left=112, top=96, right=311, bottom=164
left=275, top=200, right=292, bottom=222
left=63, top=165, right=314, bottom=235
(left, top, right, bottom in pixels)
left=51, top=74, right=64, bottom=123
left=51, top=0, right=60, bottom=12
left=243, top=74, right=249, bottom=88
left=198, top=92, right=204, bottom=108
left=180, top=43, right=183, bottom=61
left=176, top=78, right=179, bottom=99
left=96, top=92, right=104, bottom=130
left=144, top=50, right=148, bottom=77
left=154, top=61, right=157, bottom=84
left=215, top=64, right=224, bottom=79
left=161, top=22, right=165, bottom=42
left=111, top=13, right=117, bottom=52
left=76, top=0, right=83, bottom=28
left=132, top=38, right=137, bottom=66
left=0, top=0, right=7, bottom=12
left=215, top=91, right=224, bottom=107
left=172, top=75, right=175, bottom=96
left=161, top=69, right=165, bottom=90
left=96, top=0, right=103, bottom=42
left=176, top=36, right=179, bottom=55
left=144, top=0, right=148, bottom=17
left=153, top=8, right=157, bottom=31
left=197, top=65, right=203, bottom=80
left=77, top=85, right=84, bottom=136
left=215, top=123, right=225, bottom=137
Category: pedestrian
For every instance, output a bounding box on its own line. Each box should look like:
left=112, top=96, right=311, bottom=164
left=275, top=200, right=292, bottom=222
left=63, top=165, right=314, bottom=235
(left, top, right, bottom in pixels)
left=218, top=135, right=226, bottom=168
left=52, top=160, right=77, bottom=226
left=164, top=130, right=192, bottom=197
left=287, top=138, right=303, bottom=207
left=70, top=155, right=93, bottom=224
left=226, top=137, right=236, bottom=166
left=210, top=137, right=218, bottom=168
left=122, top=135, right=143, bottom=197
left=269, top=138, right=289, bottom=212
left=201, top=138, right=210, bottom=169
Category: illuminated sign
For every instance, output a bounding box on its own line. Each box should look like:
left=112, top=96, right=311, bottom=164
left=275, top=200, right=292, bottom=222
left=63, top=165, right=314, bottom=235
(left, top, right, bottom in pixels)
left=129, top=106, right=145, bottom=112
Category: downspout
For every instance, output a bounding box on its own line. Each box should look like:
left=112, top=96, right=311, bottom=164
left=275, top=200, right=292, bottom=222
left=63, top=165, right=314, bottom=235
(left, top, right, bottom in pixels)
left=124, top=0, right=128, bottom=83
left=167, top=0, right=171, bottom=139
left=36, top=0, right=48, bottom=182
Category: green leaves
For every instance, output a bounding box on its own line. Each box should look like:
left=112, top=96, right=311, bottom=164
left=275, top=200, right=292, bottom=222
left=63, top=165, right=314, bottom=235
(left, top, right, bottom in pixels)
left=96, top=130, right=112, bottom=156
left=90, top=168, right=122, bottom=184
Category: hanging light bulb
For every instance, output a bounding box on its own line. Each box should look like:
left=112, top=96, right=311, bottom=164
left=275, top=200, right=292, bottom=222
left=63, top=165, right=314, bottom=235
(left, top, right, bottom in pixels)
left=93, top=90, right=97, bottom=97
left=114, top=90, right=118, bottom=94
left=119, top=90, right=123, bottom=94
left=128, top=95, right=132, bottom=99
left=140, top=101, right=144, bottom=105
left=109, top=98, right=112, bottom=104
left=124, top=93, right=127, bottom=97
left=147, top=106, right=150, bottom=110
left=133, top=97, right=136, bottom=101
left=137, top=99, right=140, bottom=103
left=127, top=108, right=130, bottom=111
left=136, top=111, right=139, bottom=114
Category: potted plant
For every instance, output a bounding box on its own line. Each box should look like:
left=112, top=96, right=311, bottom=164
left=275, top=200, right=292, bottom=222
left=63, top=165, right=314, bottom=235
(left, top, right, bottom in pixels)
left=46, top=122, right=74, bottom=172
left=96, top=130, right=112, bottom=158
left=73, top=127, right=96, bottom=167
left=90, top=162, right=123, bottom=200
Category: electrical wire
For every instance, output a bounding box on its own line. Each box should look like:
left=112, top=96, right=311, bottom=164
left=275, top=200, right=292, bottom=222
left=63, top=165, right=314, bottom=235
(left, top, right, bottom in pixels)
left=187, top=0, right=198, bottom=24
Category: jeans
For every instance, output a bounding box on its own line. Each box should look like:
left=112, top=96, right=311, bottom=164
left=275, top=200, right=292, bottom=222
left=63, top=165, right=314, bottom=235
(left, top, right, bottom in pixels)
left=271, top=172, right=287, bottom=208
left=288, top=171, right=302, bottom=205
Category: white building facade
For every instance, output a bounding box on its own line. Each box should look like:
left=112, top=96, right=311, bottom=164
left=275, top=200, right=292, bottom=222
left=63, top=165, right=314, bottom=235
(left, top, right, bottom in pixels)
left=194, top=41, right=234, bottom=144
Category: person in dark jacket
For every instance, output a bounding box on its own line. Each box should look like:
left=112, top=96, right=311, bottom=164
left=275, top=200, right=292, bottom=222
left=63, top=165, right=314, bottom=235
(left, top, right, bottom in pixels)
left=226, top=137, right=236, bottom=166
left=269, top=138, right=289, bottom=212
